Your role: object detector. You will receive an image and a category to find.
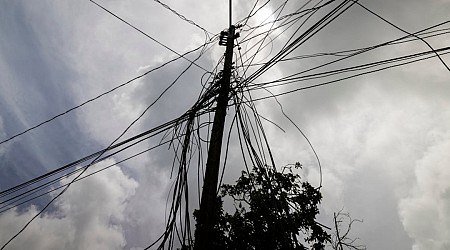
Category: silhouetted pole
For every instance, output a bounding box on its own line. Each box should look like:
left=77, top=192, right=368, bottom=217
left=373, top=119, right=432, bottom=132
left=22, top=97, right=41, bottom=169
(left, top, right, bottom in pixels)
left=194, top=24, right=236, bottom=250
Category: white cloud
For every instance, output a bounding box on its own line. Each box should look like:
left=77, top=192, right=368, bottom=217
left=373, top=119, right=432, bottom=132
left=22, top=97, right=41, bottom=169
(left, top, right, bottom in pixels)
left=259, top=80, right=450, bottom=249
left=399, top=136, right=450, bottom=250
left=0, top=160, right=137, bottom=250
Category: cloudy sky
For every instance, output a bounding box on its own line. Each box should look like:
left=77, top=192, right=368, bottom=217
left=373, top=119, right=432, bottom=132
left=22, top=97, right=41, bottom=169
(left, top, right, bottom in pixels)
left=1, top=0, right=450, bottom=249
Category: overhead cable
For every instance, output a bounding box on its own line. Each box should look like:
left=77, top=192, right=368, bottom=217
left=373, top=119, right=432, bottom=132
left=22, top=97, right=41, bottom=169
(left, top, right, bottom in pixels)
left=89, top=0, right=210, bottom=72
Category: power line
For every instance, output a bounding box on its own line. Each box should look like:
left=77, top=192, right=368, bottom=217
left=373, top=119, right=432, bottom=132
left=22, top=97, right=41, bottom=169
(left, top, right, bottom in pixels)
left=151, top=0, right=213, bottom=35
left=239, top=0, right=357, bottom=87
left=0, top=111, right=197, bottom=204
left=247, top=45, right=450, bottom=91
left=354, top=1, right=450, bottom=72
left=243, top=17, right=450, bottom=90
left=89, top=0, right=211, bottom=72
left=237, top=26, right=450, bottom=68
left=0, top=139, right=174, bottom=214
left=235, top=0, right=338, bottom=78
left=241, top=47, right=450, bottom=104
left=263, top=88, right=323, bottom=188
left=1, top=36, right=211, bottom=250
left=4, top=1, right=448, bottom=249
left=0, top=40, right=215, bottom=146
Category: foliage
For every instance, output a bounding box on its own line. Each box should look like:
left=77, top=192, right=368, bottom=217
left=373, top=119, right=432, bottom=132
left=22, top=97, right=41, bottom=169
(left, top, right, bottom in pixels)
left=198, top=163, right=330, bottom=250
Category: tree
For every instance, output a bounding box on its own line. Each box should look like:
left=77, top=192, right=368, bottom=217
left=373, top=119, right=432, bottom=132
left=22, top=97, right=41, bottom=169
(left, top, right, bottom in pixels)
left=330, top=210, right=366, bottom=250
left=195, top=163, right=330, bottom=250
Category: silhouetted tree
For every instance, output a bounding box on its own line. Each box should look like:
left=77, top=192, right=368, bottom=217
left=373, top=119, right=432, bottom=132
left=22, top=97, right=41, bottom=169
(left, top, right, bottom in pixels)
left=195, top=163, right=330, bottom=250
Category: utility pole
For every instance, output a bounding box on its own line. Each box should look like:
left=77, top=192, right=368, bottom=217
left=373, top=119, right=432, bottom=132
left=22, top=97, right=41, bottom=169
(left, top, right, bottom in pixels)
left=193, top=8, right=236, bottom=250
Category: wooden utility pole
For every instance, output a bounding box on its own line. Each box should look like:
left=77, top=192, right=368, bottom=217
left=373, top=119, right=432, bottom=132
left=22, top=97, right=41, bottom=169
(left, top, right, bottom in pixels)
left=194, top=18, right=236, bottom=250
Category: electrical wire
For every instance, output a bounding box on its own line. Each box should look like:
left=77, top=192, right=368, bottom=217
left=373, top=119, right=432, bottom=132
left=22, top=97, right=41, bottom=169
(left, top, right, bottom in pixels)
left=0, top=39, right=217, bottom=146
left=151, top=0, right=213, bottom=36
left=0, top=139, right=174, bottom=214
left=1, top=30, right=211, bottom=250
left=4, top=1, right=448, bottom=249
left=89, top=0, right=210, bottom=72
left=247, top=45, right=450, bottom=91
left=0, top=111, right=212, bottom=212
left=243, top=48, right=450, bottom=104
left=354, top=1, right=450, bottom=72
left=258, top=18, right=450, bottom=87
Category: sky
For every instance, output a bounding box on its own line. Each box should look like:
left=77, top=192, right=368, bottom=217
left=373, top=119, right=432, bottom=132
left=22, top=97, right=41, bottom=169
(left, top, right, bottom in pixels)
left=0, top=0, right=450, bottom=249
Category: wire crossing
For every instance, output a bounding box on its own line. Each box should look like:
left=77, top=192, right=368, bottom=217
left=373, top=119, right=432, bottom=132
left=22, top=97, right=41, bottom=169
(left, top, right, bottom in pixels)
left=1, top=1, right=449, bottom=249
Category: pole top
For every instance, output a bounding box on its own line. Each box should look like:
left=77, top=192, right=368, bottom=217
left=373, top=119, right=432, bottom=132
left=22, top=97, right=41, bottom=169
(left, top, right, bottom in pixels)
left=229, top=0, right=232, bottom=27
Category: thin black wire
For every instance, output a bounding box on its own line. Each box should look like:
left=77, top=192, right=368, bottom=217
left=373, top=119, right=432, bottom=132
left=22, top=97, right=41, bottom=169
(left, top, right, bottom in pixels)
left=8, top=1, right=445, bottom=248
left=247, top=45, right=450, bottom=91
left=0, top=40, right=215, bottom=146
left=237, top=0, right=305, bottom=68
left=236, top=0, right=271, bottom=28
left=217, top=112, right=238, bottom=192
left=258, top=18, right=450, bottom=87
left=354, top=1, right=450, bottom=72
left=271, top=27, right=450, bottom=64
left=243, top=49, right=450, bottom=104
left=241, top=0, right=289, bottom=78
left=230, top=0, right=319, bottom=183
left=0, top=140, right=174, bottom=214
left=89, top=0, right=210, bottom=72
left=151, top=0, right=213, bottom=35
left=0, top=109, right=206, bottom=200
left=1, top=33, right=210, bottom=250
left=263, top=88, right=323, bottom=188
left=238, top=0, right=356, bottom=88
left=2, top=1, right=336, bottom=249
left=1, top=25, right=218, bottom=208
left=234, top=99, right=253, bottom=175
left=245, top=85, right=278, bottom=170
left=0, top=117, right=202, bottom=211
left=229, top=0, right=354, bottom=190
left=240, top=0, right=336, bottom=34
left=144, top=68, right=228, bottom=249
left=237, top=0, right=365, bottom=70
left=238, top=25, right=450, bottom=67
